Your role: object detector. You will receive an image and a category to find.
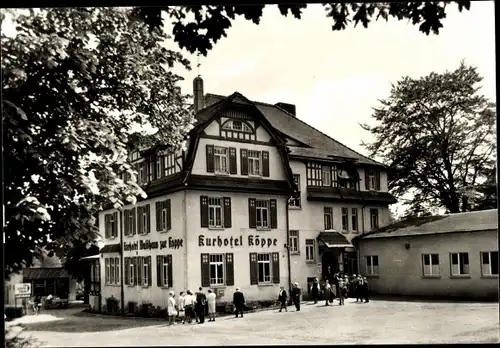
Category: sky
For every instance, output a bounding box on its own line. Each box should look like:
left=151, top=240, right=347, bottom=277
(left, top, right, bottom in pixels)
left=167, top=2, right=495, bottom=157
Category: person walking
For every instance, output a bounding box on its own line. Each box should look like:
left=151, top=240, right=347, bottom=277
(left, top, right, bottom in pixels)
left=195, top=287, right=207, bottom=324
left=337, top=276, right=345, bottom=306
left=167, top=291, right=177, bottom=325
left=323, top=279, right=332, bottom=306
left=355, top=275, right=363, bottom=302
left=278, top=286, right=288, bottom=312
left=311, top=278, right=320, bottom=304
left=177, top=291, right=185, bottom=323
left=183, top=290, right=196, bottom=324
left=362, top=277, right=370, bottom=303
left=291, top=282, right=302, bottom=311
left=233, top=287, right=245, bottom=318
left=207, top=289, right=217, bottom=322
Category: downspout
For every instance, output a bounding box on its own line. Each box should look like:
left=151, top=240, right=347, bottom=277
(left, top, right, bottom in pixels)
left=359, top=202, right=368, bottom=275
left=119, top=210, right=125, bottom=315
left=183, top=189, right=188, bottom=290
left=285, top=193, right=292, bottom=306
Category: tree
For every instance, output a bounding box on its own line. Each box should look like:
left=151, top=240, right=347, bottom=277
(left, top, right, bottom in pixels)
left=2, top=8, right=193, bottom=276
left=361, top=62, right=496, bottom=215
left=131, top=2, right=471, bottom=55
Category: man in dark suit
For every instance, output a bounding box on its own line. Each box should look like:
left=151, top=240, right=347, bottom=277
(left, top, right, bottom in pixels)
left=233, top=287, right=245, bottom=318
left=311, top=278, right=320, bottom=304
left=195, top=287, right=207, bottom=324
left=278, top=286, right=288, bottom=312
left=291, top=282, right=301, bottom=311
left=362, top=277, right=370, bottom=303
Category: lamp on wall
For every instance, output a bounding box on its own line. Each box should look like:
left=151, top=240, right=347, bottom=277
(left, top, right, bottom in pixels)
left=405, top=243, right=410, bottom=250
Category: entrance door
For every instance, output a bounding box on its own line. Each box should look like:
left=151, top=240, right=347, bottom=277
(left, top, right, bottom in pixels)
left=321, top=250, right=338, bottom=281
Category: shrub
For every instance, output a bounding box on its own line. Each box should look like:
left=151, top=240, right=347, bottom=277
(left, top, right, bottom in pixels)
left=5, top=323, right=40, bottom=348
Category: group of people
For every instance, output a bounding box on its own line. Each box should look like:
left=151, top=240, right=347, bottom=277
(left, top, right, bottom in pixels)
left=310, top=274, right=370, bottom=306
left=277, top=274, right=370, bottom=312
left=167, top=286, right=247, bottom=324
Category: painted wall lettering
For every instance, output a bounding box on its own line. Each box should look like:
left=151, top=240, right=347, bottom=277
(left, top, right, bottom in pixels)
left=198, top=235, right=278, bottom=248
left=124, top=239, right=183, bottom=252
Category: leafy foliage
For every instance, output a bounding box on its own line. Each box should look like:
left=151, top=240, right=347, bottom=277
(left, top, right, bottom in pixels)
left=132, top=2, right=471, bottom=55
left=361, top=62, right=496, bottom=215
left=2, top=8, right=194, bottom=276
left=5, top=322, right=40, bottom=348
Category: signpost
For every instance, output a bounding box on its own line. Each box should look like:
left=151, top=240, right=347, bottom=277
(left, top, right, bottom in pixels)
left=15, top=283, right=32, bottom=315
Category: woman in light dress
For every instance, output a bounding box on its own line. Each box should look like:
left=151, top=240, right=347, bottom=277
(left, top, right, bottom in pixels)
left=207, top=289, right=217, bottom=322
left=177, top=291, right=185, bottom=323
left=167, top=291, right=176, bottom=325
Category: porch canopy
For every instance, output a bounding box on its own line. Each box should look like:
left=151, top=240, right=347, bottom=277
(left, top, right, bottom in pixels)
left=23, top=268, right=69, bottom=280
left=317, top=231, right=353, bottom=248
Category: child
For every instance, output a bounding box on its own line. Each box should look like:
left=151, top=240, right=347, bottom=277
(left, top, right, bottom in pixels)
left=167, top=291, right=176, bottom=325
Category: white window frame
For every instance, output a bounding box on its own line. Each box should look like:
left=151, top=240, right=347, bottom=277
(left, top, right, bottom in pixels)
left=114, top=257, right=120, bottom=284
left=156, top=156, right=162, bottom=179
left=110, top=258, right=115, bottom=284
left=366, top=255, right=379, bottom=275
left=370, top=208, right=379, bottom=230
left=351, top=208, right=358, bottom=232
left=450, top=252, right=469, bottom=276
left=128, top=212, right=134, bottom=235
left=214, top=146, right=229, bottom=174
left=481, top=251, right=499, bottom=276
left=161, top=204, right=168, bottom=231
left=138, top=161, right=146, bottom=184
left=257, top=253, right=272, bottom=284
left=322, top=166, right=331, bottom=186
left=209, top=254, right=225, bottom=286
left=256, top=199, right=269, bottom=229
left=341, top=207, right=349, bottom=232
left=148, top=158, right=154, bottom=181
left=248, top=150, right=262, bottom=176
left=305, top=239, right=315, bottom=262
left=208, top=197, right=223, bottom=228
left=289, top=230, right=299, bottom=254
left=105, top=258, right=110, bottom=284
left=109, top=214, right=116, bottom=238
left=142, top=257, right=149, bottom=286
left=289, top=174, right=301, bottom=208
left=324, top=207, right=333, bottom=230
left=367, top=170, right=376, bottom=190
left=422, top=254, right=440, bottom=276
left=161, top=256, right=169, bottom=287
left=129, top=260, right=135, bottom=286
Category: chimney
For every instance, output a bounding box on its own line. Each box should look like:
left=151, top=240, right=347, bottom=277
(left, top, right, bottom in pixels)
left=275, top=102, right=296, bottom=117
left=193, top=76, right=204, bottom=113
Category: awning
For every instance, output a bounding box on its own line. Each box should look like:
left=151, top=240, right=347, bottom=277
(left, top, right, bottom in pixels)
left=23, top=268, right=69, bottom=280
left=99, top=243, right=121, bottom=254
left=79, top=255, right=100, bottom=261
left=317, top=232, right=353, bottom=248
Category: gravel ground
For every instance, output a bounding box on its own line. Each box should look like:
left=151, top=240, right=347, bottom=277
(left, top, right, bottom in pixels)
left=20, top=299, right=499, bottom=346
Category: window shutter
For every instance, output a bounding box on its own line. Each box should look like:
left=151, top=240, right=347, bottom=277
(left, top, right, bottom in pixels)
left=365, top=170, right=369, bottom=190
left=200, top=196, right=209, bottom=228
left=166, top=199, right=171, bottom=230
left=270, top=199, right=277, bottom=229
left=201, top=253, right=210, bottom=287
left=147, top=256, right=152, bottom=287
left=155, top=202, right=161, bottom=231
left=124, top=258, right=130, bottom=285
left=249, top=253, right=258, bottom=285
left=160, top=155, right=165, bottom=177
left=262, top=151, right=270, bottom=177
left=206, top=144, right=215, bottom=173
left=240, top=149, right=248, bottom=175
left=137, top=206, right=142, bottom=234
left=272, top=252, right=280, bottom=284
left=229, top=147, right=237, bottom=174
left=137, top=257, right=142, bottom=286
left=135, top=163, right=140, bottom=183
left=104, top=215, right=110, bottom=238
left=152, top=155, right=157, bottom=180
left=132, top=207, right=136, bottom=235
left=145, top=204, right=151, bottom=233
left=167, top=255, right=173, bottom=288
left=223, top=197, right=232, bottom=228
left=124, top=210, right=129, bottom=236
left=156, top=256, right=162, bottom=287
left=105, top=258, right=109, bottom=284
left=225, top=253, right=234, bottom=286
left=113, top=212, right=118, bottom=237
left=248, top=198, right=256, bottom=228
left=375, top=171, right=381, bottom=191
left=132, top=257, right=138, bottom=285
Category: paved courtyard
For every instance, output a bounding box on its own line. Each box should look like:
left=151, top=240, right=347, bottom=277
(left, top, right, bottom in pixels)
left=17, top=299, right=500, bottom=346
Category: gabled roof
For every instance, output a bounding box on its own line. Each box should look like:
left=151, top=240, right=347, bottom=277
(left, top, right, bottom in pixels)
left=203, top=93, right=383, bottom=167
left=356, top=209, right=498, bottom=240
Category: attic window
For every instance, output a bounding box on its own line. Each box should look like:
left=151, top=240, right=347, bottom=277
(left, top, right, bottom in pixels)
left=223, top=120, right=252, bottom=132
